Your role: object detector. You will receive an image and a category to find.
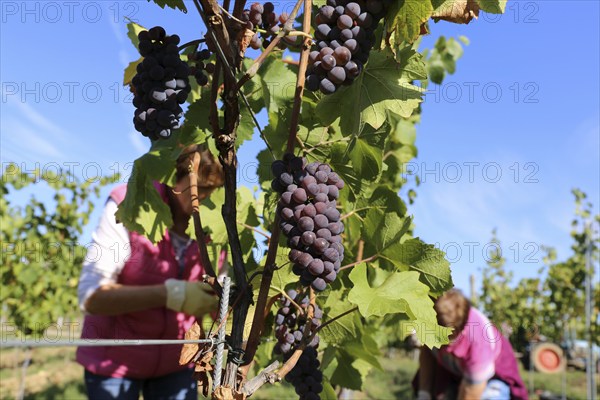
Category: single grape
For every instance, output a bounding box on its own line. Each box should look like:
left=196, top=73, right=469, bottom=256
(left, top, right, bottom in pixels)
left=356, top=12, right=373, bottom=27
left=308, top=259, right=325, bottom=276
left=324, top=270, right=337, bottom=283
left=319, top=78, right=336, bottom=94
left=316, top=24, right=332, bottom=40
left=337, top=14, right=354, bottom=29
left=328, top=185, right=340, bottom=199
left=298, top=216, right=315, bottom=232
left=313, top=214, right=329, bottom=229
left=292, top=188, right=308, bottom=203
left=340, top=28, right=353, bottom=41
left=301, top=231, right=317, bottom=246
left=302, top=204, right=317, bottom=218
left=344, top=38, right=359, bottom=54
left=321, top=54, right=336, bottom=71
left=318, top=5, right=335, bottom=23
left=328, top=222, right=343, bottom=235
left=311, top=278, right=327, bottom=291
left=328, top=66, right=346, bottom=85
left=313, top=238, right=330, bottom=254
left=250, top=2, right=263, bottom=13
left=305, top=74, right=321, bottom=92
left=345, top=2, right=361, bottom=18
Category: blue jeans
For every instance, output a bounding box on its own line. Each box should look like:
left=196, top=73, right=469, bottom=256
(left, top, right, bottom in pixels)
left=84, top=368, right=197, bottom=400
left=481, top=379, right=511, bottom=400
left=443, top=379, right=511, bottom=400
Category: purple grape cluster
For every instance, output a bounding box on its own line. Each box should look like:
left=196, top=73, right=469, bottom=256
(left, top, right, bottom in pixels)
left=306, top=0, right=392, bottom=95
left=271, top=154, right=345, bottom=292
left=286, top=347, right=323, bottom=400
left=187, top=48, right=215, bottom=87
left=273, top=291, right=323, bottom=400
left=242, top=2, right=291, bottom=50
left=274, top=290, right=322, bottom=354
left=132, top=26, right=191, bottom=140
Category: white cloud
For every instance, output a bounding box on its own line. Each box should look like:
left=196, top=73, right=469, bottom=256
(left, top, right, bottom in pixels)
left=3, top=119, right=65, bottom=159
left=13, top=102, right=69, bottom=141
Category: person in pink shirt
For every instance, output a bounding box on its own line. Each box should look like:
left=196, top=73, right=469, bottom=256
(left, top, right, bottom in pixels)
left=76, top=146, right=225, bottom=399
left=416, top=289, right=528, bottom=400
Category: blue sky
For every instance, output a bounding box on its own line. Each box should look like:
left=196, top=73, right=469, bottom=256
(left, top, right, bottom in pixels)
left=1, top=1, right=599, bottom=295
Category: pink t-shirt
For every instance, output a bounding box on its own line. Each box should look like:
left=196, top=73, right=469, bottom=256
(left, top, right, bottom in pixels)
left=434, top=308, right=502, bottom=384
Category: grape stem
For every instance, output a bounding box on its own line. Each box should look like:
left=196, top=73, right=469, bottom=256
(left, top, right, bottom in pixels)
left=240, top=0, right=312, bottom=372
left=340, top=206, right=385, bottom=221
left=315, top=306, right=359, bottom=333
left=338, top=254, right=378, bottom=272
left=237, top=220, right=270, bottom=240
left=218, top=3, right=244, bottom=24
left=178, top=38, right=206, bottom=51
left=269, top=286, right=305, bottom=315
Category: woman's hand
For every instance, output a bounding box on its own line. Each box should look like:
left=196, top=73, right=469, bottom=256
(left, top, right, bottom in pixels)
left=458, top=380, right=486, bottom=400
left=164, top=279, right=219, bottom=316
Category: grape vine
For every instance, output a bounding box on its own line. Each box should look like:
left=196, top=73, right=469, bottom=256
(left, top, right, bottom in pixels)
left=116, top=0, right=510, bottom=398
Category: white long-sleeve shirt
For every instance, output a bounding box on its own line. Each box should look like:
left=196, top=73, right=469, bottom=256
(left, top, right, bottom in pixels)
left=77, top=199, right=130, bottom=312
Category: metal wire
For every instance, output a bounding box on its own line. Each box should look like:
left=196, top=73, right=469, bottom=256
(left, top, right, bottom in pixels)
left=0, top=338, right=216, bottom=349
left=212, top=276, right=231, bottom=392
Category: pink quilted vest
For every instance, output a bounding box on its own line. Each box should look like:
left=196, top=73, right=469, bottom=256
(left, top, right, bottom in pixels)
left=76, top=183, right=205, bottom=379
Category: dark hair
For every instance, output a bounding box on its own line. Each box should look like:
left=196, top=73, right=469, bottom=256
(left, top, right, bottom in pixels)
left=434, top=289, right=471, bottom=335
left=175, top=145, right=224, bottom=189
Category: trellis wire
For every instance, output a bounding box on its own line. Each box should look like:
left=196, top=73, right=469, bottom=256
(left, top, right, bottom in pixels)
left=1, top=338, right=216, bottom=348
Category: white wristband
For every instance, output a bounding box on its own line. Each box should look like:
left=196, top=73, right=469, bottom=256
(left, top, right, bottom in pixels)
left=164, top=279, right=185, bottom=311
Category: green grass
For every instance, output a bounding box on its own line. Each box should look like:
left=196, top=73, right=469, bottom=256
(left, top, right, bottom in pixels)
left=0, top=347, right=594, bottom=399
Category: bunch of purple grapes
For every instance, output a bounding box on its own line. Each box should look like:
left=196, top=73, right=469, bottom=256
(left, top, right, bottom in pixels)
left=274, top=290, right=322, bottom=354
left=271, top=154, right=345, bottom=292
left=242, top=2, right=291, bottom=50
left=273, top=290, right=323, bottom=399
left=187, top=48, right=215, bottom=87
left=132, top=26, right=191, bottom=140
left=306, top=0, right=391, bottom=95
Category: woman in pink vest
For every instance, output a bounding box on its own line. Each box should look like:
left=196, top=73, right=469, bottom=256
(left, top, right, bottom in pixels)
left=76, top=146, right=225, bottom=399
left=415, top=289, right=529, bottom=400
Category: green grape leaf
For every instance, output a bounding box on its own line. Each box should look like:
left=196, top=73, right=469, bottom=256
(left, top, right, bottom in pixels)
left=147, top=0, right=187, bottom=12
left=431, top=0, right=480, bottom=23
left=348, top=265, right=450, bottom=348
left=124, top=57, right=142, bottom=86
left=477, top=0, right=507, bottom=13
left=386, top=0, right=433, bottom=44
left=236, top=105, right=257, bottom=148
left=330, top=349, right=369, bottom=390
left=180, top=95, right=211, bottom=145
left=126, top=20, right=146, bottom=49
left=361, top=208, right=412, bottom=255
left=320, top=290, right=362, bottom=345
left=382, top=238, right=453, bottom=295
left=195, top=188, right=227, bottom=244
left=270, top=248, right=298, bottom=294
left=316, top=49, right=424, bottom=135
left=116, top=150, right=176, bottom=244
left=346, top=122, right=390, bottom=182
left=320, top=379, right=337, bottom=400
left=258, top=55, right=297, bottom=115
